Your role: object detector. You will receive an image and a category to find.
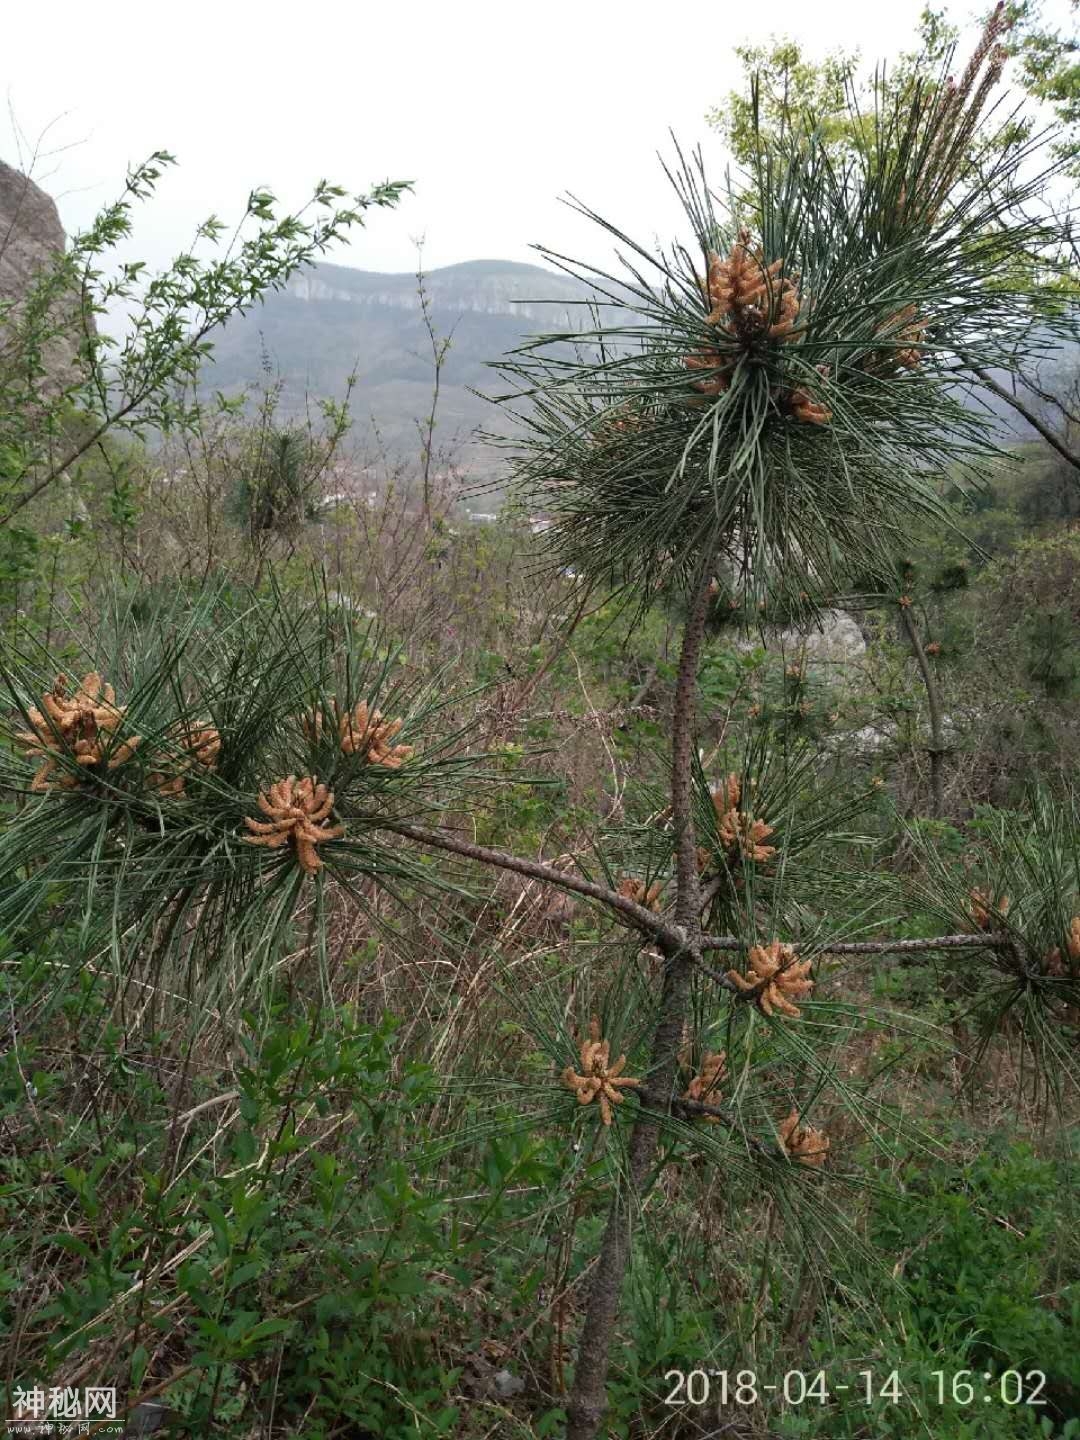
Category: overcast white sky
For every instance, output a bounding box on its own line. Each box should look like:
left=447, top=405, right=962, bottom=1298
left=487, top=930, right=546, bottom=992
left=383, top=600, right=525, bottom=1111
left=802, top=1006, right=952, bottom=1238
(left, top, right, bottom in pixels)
left=1, top=0, right=1063, bottom=281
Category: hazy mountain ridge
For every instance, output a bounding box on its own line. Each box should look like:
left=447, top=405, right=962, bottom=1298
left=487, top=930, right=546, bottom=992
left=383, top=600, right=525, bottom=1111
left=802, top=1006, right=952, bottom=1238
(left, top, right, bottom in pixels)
left=286, top=257, right=594, bottom=321
left=205, top=258, right=608, bottom=472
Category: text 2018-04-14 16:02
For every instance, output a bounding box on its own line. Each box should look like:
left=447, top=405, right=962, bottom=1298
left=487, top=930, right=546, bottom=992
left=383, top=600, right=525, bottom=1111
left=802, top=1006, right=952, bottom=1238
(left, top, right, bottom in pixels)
left=664, top=1369, right=1049, bottom=1408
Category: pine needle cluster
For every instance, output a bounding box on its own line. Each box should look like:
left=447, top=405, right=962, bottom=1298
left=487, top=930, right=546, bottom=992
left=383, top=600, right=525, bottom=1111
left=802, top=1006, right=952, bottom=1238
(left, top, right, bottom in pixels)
left=904, top=789, right=1080, bottom=1081
left=0, top=583, right=502, bottom=997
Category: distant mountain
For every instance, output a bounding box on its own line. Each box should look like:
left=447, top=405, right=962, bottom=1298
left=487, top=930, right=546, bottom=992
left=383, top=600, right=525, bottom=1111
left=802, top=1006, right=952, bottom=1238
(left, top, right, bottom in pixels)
left=204, top=258, right=606, bottom=473
left=203, top=256, right=1079, bottom=477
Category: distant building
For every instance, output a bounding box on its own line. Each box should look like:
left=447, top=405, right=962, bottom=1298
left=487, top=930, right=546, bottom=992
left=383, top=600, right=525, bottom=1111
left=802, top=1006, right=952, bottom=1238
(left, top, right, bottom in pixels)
left=316, top=489, right=378, bottom=513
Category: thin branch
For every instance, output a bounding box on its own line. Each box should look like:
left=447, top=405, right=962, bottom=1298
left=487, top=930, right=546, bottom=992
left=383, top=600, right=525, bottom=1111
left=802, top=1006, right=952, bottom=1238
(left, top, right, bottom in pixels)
left=697, top=931, right=1013, bottom=956
left=898, top=600, right=947, bottom=817
left=382, top=819, right=680, bottom=942
left=1014, top=365, right=1080, bottom=432
left=965, top=358, right=1080, bottom=476
left=1, top=397, right=142, bottom=527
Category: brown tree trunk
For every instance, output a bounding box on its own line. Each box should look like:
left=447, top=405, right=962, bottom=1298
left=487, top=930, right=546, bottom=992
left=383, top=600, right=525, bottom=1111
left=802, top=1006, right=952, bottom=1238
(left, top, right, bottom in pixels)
left=565, top=560, right=713, bottom=1440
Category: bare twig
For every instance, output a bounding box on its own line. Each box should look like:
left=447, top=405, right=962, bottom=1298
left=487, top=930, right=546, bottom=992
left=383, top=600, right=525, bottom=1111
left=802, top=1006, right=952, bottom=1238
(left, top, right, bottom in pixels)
left=965, top=358, right=1080, bottom=476
left=898, top=600, right=947, bottom=817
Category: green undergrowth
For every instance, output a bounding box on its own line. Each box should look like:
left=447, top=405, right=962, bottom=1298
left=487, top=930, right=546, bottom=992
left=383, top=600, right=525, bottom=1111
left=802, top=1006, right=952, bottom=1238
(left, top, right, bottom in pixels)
left=3, top=926, right=1078, bottom=1437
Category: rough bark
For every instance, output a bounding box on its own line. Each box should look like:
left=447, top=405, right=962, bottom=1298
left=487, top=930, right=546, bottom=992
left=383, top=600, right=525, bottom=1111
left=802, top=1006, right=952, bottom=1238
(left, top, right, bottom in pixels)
left=0, top=159, right=93, bottom=397
left=564, top=560, right=714, bottom=1440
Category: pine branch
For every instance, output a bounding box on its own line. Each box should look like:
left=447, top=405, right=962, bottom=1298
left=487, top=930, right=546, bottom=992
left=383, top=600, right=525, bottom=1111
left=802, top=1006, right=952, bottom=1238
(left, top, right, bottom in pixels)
left=693, top=934, right=1016, bottom=997
left=698, top=932, right=1014, bottom=955
left=383, top=820, right=681, bottom=940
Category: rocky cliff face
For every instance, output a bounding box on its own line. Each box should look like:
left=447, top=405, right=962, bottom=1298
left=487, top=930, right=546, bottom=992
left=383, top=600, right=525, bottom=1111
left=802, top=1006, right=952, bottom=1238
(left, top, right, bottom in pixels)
left=0, top=160, right=68, bottom=302
left=0, top=158, right=87, bottom=391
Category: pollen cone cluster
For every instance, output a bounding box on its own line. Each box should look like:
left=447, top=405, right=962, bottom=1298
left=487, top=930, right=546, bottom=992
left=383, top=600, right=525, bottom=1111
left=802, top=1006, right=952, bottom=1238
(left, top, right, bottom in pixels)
left=786, top=386, right=832, bottom=425
left=561, top=1017, right=641, bottom=1126
left=682, top=1050, right=727, bottom=1121
left=1044, top=917, right=1080, bottom=978
left=968, top=887, right=1010, bottom=932
left=727, top=940, right=814, bottom=1018
left=778, top=1110, right=830, bottom=1167
left=618, top=877, right=664, bottom=913
left=243, top=775, right=345, bottom=874
left=147, top=724, right=221, bottom=798
left=712, top=774, right=777, bottom=866
left=687, top=232, right=811, bottom=409
left=866, top=304, right=925, bottom=374
left=700, top=231, right=801, bottom=342
left=16, top=672, right=140, bottom=792
left=307, top=699, right=413, bottom=769
left=683, top=347, right=733, bottom=398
